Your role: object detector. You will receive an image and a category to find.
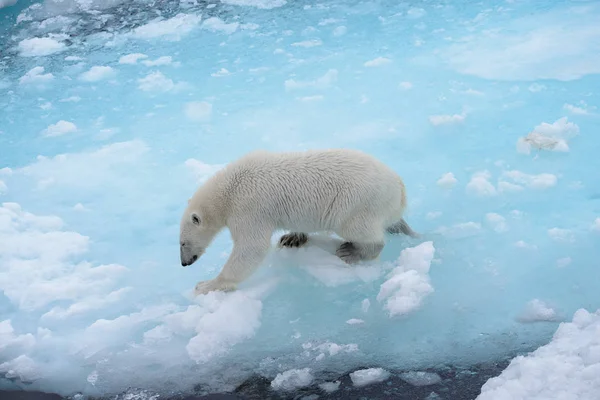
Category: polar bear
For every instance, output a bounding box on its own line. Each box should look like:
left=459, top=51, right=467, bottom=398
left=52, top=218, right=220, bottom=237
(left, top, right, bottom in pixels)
left=180, top=148, right=417, bottom=296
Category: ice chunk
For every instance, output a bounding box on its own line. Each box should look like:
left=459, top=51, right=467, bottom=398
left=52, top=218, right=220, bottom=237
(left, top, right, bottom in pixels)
left=516, top=299, right=559, bottom=323
left=364, top=57, right=392, bottom=67
left=79, top=66, right=116, bottom=82
left=132, top=13, right=202, bottom=41
left=18, top=37, right=66, bottom=57
left=349, top=367, right=391, bottom=387
left=429, top=113, right=465, bottom=126
left=118, top=53, right=148, bottom=64
left=41, top=120, right=77, bottom=137
left=377, top=242, right=435, bottom=317
left=319, top=381, right=340, bottom=393
left=478, top=308, right=600, bottom=400
left=399, top=371, right=442, bottom=386
left=437, top=172, right=457, bottom=189
left=271, top=368, right=314, bottom=391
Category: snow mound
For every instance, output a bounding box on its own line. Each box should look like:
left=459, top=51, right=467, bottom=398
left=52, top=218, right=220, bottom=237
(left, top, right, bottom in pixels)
left=478, top=308, right=600, bottom=400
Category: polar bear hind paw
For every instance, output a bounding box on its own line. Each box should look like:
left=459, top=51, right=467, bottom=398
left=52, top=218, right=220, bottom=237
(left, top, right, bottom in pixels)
left=278, top=232, right=309, bottom=248
left=194, top=278, right=237, bottom=296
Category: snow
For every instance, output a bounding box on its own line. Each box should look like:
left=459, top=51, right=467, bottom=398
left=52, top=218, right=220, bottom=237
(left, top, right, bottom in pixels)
left=184, top=102, right=213, bottom=122
left=79, top=66, right=116, bottom=82
left=349, top=368, right=391, bottom=387
left=1, top=0, right=599, bottom=398
left=18, top=37, right=66, bottom=57
left=41, top=120, right=77, bottom=138
left=478, top=309, right=600, bottom=400
left=429, top=113, right=466, bottom=126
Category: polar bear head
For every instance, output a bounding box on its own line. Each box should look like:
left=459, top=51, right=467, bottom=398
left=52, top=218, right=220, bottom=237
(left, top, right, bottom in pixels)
left=179, top=207, right=221, bottom=267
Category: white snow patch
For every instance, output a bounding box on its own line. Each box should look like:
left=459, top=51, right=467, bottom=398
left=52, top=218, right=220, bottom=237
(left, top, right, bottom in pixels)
left=400, top=371, right=442, bottom=386
left=319, top=381, right=341, bottom=393
left=298, top=95, right=324, bottom=102
left=437, top=172, right=457, bottom=189
left=407, top=7, right=426, bottom=18
left=79, top=66, right=116, bottom=82
left=517, top=299, right=559, bottom=323
left=377, top=241, right=435, bottom=317
left=361, top=299, right=370, bottom=313
left=501, top=170, right=557, bottom=190
left=184, top=159, right=223, bottom=183
left=132, top=13, right=202, bottom=41
left=291, top=39, right=322, bottom=48
left=184, top=101, right=213, bottom=122
left=0, top=181, right=6, bottom=195
left=59, top=96, right=81, bottom=103
left=466, top=170, right=497, bottom=197
left=333, top=26, right=347, bottom=36
left=0, top=355, right=40, bottom=383
left=517, top=117, right=579, bottom=154
left=435, top=222, right=482, bottom=239
left=270, top=368, right=313, bottom=391
left=528, top=83, right=546, bottom=92
left=429, top=113, right=465, bottom=126
left=18, top=37, right=66, bottom=57
left=556, top=257, right=572, bottom=268
left=14, top=140, right=149, bottom=190
left=0, top=203, right=129, bottom=311
left=202, top=17, right=239, bottom=34
left=211, top=68, right=231, bottom=77
left=399, top=81, right=413, bottom=89
left=138, top=71, right=185, bottom=92
left=592, top=218, right=600, bottom=232
left=142, top=56, right=175, bottom=67
left=41, top=120, right=77, bottom=137
left=548, top=228, right=574, bottom=243
left=485, top=213, right=508, bottom=233
left=364, top=57, right=392, bottom=67
left=285, top=69, right=338, bottom=91
left=346, top=318, right=365, bottom=325
left=19, top=67, right=54, bottom=85
left=350, top=368, right=390, bottom=387
left=478, top=308, right=600, bottom=400
left=563, top=102, right=595, bottom=116
left=220, top=0, right=286, bottom=9
left=0, top=0, right=17, bottom=10
left=118, top=53, right=148, bottom=64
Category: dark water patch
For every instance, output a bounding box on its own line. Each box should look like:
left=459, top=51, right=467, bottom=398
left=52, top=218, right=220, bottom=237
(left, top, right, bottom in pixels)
left=0, top=358, right=514, bottom=400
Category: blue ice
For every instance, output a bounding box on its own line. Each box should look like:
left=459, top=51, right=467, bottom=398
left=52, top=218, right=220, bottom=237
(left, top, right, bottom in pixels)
left=1, top=0, right=599, bottom=399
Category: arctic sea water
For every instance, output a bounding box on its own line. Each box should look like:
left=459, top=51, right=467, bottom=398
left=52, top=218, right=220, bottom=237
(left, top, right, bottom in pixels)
left=0, top=0, right=599, bottom=399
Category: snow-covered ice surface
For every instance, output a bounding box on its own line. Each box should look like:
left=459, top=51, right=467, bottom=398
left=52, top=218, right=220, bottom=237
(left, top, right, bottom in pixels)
left=1, top=0, right=600, bottom=399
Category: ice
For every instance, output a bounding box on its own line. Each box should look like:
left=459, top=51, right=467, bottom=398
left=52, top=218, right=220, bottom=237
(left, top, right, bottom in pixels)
left=478, top=309, right=600, bottom=400
left=270, top=368, right=314, bottom=391
left=1, top=0, right=600, bottom=398
left=400, top=371, right=442, bottom=386
left=349, top=368, right=391, bottom=387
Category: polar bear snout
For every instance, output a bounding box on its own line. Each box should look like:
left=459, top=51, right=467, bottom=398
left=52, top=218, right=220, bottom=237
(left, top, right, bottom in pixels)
left=180, top=244, right=203, bottom=267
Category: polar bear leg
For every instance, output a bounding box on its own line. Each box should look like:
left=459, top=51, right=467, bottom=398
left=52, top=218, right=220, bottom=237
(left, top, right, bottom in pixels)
left=278, top=232, right=309, bottom=248
left=335, top=217, right=385, bottom=264
left=194, top=223, right=273, bottom=296
left=386, top=218, right=418, bottom=237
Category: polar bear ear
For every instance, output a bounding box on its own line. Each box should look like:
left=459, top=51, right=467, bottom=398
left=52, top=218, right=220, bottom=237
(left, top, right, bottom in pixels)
left=191, top=213, right=201, bottom=225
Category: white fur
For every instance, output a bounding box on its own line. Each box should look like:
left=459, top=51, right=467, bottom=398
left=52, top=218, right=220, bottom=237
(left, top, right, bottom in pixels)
left=179, top=148, right=415, bottom=295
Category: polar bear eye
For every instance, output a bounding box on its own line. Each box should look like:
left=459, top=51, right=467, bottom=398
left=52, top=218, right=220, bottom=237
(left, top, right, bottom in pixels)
left=191, top=214, right=201, bottom=225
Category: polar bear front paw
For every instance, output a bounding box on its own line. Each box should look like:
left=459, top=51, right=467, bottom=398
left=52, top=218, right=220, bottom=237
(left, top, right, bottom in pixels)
left=194, top=279, right=236, bottom=296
